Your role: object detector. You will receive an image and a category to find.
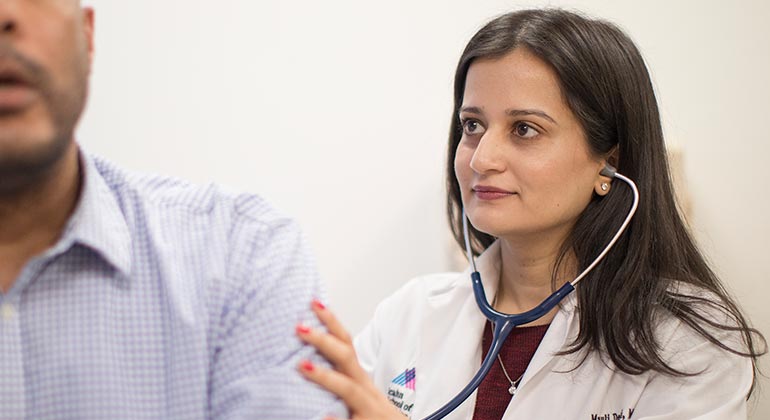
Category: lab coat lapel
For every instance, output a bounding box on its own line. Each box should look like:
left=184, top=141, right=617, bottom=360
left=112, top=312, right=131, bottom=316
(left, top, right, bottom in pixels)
left=500, top=292, right=579, bottom=419
left=414, top=242, right=501, bottom=420
left=520, top=292, right=578, bottom=384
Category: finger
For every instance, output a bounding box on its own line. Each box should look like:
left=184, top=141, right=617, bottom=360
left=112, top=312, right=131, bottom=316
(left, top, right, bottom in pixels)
left=296, top=323, right=370, bottom=384
left=311, top=300, right=353, bottom=345
left=298, top=359, right=375, bottom=415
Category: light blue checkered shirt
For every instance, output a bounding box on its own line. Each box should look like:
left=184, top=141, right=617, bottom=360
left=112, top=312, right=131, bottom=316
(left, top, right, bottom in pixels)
left=0, top=152, right=347, bottom=419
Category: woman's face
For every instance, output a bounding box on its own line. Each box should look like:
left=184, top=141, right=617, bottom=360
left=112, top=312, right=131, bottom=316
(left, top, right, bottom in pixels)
left=455, top=47, right=607, bottom=243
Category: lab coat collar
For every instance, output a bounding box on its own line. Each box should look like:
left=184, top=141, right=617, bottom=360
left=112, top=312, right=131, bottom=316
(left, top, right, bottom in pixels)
left=415, top=240, right=580, bottom=419
left=460, top=240, right=579, bottom=314
left=414, top=242, right=504, bottom=419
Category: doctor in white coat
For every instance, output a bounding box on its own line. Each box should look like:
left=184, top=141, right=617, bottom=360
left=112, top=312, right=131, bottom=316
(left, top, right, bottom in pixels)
left=296, top=8, right=765, bottom=420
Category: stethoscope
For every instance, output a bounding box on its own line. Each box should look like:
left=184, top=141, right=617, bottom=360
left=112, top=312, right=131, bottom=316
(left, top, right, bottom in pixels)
left=423, top=165, right=639, bottom=420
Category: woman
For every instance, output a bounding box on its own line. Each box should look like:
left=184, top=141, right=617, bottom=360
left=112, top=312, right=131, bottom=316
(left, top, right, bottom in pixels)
left=295, top=9, right=766, bottom=419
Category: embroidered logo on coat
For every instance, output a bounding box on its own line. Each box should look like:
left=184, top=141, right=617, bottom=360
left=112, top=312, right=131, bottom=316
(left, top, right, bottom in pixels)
left=391, top=367, right=416, bottom=390
left=387, top=368, right=416, bottom=417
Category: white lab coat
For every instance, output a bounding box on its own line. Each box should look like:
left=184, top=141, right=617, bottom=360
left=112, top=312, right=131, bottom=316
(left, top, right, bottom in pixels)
left=354, top=241, right=753, bottom=420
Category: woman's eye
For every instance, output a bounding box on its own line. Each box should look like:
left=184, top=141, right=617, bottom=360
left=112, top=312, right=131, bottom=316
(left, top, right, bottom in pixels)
left=462, top=119, right=485, bottom=136
left=513, top=122, right=539, bottom=139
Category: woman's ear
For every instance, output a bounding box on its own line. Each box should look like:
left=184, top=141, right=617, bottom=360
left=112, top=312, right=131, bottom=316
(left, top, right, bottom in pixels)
left=595, top=150, right=618, bottom=196
left=606, top=146, right=619, bottom=169
left=594, top=177, right=611, bottom=196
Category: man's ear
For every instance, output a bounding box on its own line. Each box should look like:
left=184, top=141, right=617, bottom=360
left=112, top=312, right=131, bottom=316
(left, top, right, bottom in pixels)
left=82, top=7, right=95, bottom=64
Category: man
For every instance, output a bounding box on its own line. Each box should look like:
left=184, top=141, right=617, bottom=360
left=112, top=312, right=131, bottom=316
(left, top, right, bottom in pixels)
left=0, top=1, right=345, bottom=418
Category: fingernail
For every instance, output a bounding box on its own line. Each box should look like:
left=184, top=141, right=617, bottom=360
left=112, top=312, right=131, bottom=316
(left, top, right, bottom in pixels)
left=312, top=299, right=326, bottom=310
left=300, top=359, right=315, bottom=372
left=296, top=323, right=311, bottom=335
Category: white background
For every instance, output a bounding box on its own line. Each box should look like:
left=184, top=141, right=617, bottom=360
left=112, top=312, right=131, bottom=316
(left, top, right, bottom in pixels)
left=79, top=0, right=769, bottom=417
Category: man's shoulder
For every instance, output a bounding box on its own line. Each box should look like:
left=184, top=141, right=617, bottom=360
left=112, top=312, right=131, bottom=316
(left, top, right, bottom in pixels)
left=90, top=154, right=292, bottom=232
left=85, top=153, right=316, bottom=303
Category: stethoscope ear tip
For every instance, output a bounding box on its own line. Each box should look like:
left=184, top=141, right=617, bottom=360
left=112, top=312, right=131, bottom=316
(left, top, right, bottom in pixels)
left=600, top=164, right=617, bottom=178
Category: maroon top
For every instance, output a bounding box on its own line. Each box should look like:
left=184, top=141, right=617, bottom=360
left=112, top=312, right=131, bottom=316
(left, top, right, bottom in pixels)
left=471, top=322, right=550, bottom=420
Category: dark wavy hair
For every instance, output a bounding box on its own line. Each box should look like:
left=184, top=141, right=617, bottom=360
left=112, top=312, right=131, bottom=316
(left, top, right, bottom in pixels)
left=446, top=9, right=766, bottom=391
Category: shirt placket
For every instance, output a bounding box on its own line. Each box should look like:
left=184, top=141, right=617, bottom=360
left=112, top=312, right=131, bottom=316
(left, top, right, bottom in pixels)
left=0, top=257, right=52, bottom=420
left=0, top=289, right=27, bottom=419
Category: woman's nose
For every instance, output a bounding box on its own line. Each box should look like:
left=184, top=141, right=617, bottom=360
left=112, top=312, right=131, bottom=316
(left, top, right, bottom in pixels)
left=469, top=130, right=506, bottom=174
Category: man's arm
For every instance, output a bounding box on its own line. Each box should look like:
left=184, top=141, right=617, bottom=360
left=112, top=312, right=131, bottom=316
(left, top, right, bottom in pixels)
left=208, top=210, right=347, bottom=419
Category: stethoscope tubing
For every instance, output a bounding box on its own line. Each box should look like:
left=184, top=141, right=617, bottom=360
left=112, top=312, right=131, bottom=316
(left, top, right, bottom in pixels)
left=422, top=168, right=638, bottom=420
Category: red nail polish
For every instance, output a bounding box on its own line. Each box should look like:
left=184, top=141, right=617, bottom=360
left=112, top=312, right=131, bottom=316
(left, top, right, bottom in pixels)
left=296, top=324, right=311, bottom=335
left=312, top=299, right=326, bottom=310
left=300, top=360, right=315, bottom=372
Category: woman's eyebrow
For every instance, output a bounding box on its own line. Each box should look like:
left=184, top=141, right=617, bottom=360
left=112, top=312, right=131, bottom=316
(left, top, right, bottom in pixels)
left=507, top=108, right=558, bottom=125
left=459, top=106, right=557, bottom=126
left=459, top=106, right=484, bottom=115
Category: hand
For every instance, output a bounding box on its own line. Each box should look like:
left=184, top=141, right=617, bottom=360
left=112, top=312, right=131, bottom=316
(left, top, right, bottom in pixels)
left=296, top=300, right=407, bottom=420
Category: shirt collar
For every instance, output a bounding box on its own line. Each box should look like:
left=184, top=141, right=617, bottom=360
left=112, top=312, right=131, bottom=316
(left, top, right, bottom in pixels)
left=60, top=151, right=132, bottom=277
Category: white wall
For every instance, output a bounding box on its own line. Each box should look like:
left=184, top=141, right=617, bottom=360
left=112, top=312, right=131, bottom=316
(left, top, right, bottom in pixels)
left=79, top=0, right=769, bottom=417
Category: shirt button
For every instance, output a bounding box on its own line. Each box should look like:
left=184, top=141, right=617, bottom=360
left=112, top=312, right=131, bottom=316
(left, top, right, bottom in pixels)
left=1, top=304, right=16, bottom=320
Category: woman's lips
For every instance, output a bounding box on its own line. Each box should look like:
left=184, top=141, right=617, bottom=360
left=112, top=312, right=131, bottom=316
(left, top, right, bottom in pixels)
left=472, top=185, right=516, bottom=200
